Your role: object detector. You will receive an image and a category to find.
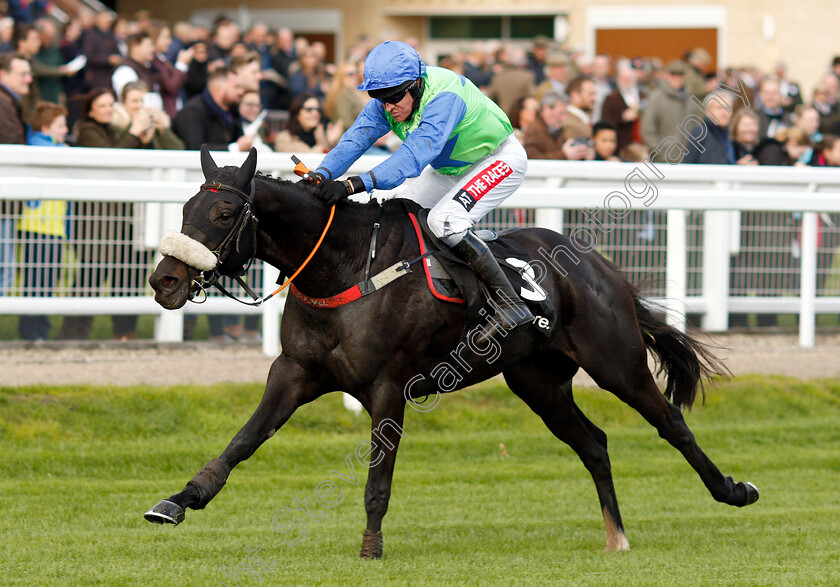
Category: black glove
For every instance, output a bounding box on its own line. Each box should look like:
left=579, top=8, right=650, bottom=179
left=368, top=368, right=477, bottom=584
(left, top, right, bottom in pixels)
left=317, top=179, right=351, bottom=206
left=316, top=176, right=365, bottom=206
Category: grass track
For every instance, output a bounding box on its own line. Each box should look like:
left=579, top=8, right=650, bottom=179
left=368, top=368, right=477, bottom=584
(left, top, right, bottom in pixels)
left=1, top=375, right=839, bottom=586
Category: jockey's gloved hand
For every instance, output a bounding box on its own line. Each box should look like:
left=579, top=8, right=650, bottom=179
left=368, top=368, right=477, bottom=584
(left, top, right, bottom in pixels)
left=317, top=176, right=365, bottom=206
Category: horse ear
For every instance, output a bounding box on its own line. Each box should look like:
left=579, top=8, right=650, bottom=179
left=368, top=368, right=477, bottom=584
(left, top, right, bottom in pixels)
left=200, top=144, right=218, bottom=180
left=235, top=147, right=258, bottom=189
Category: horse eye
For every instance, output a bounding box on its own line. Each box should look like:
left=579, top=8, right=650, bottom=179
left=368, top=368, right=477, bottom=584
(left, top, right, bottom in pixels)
left=219, top=211, right=234, bottom=221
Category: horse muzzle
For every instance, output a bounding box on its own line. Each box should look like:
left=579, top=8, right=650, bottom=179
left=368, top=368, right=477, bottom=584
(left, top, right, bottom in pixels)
left=149, top=256, right=198, bottom=310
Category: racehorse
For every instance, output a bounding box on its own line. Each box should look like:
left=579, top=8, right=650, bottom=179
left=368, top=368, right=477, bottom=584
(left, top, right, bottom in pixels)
left=145, top=146, right=758, bottom=558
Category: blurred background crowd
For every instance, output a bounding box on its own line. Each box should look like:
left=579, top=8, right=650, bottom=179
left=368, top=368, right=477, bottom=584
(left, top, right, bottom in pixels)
left=2, top=3, right=840, bottom=341
left=3, top=7, right=840, bottom=165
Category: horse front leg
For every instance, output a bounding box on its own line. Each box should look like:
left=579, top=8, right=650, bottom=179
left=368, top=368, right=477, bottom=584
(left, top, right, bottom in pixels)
left=359, top=393, right=406, bottom=559
left=144, top=354, right=328, bottom=525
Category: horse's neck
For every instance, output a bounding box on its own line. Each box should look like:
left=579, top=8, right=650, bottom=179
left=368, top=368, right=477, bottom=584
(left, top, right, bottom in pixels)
left=253, top=183, right=366, bottom=295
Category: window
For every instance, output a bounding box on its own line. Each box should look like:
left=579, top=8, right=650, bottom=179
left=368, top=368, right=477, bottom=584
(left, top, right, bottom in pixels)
left=429, top=15, right=555, bottom=40
left=430, top=17, right=502, bottom=39
left=510, top=16, right=554, bottom=39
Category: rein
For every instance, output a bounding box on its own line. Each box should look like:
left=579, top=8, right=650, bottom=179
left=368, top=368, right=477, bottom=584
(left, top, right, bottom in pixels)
left=188, top=180, right=336, bottom=307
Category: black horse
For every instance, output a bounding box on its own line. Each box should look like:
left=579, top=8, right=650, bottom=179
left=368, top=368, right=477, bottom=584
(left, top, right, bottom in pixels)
left=145, top=147, right=758, bottom=557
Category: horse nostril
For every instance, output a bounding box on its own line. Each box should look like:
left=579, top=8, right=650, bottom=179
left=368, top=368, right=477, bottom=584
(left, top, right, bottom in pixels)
left=155, top=275, right=179, bottom=290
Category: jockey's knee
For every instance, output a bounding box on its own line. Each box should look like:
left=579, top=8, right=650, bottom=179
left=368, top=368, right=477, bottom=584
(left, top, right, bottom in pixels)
left=427, top=211, right=468, bottom=246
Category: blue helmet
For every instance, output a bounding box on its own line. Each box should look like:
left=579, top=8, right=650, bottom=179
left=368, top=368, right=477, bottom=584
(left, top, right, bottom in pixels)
left=357, top=40, right=426, bottom=94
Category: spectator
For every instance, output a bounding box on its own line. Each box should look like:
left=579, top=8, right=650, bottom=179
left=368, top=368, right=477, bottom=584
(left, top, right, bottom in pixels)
left=683, top=48, right=711, bottom=100
left=0, top=17, right=14, bottom=53
left=244, top=23, right=275, bottom=110
left=0, top=53, right=30, bottom=144
left=729, top=108, right=764, bottom=165
left=619, top=142, right=650, bottom=163
left=111, top=31, right=162, bottom=112
left=683, top=91, right=736, bottom=164
left=165, top=21, right=193, bottom=63
left=507, top=95, right=540, bottom=142
left=775, top=62, right=803, bottom=113
left=461, top=41, right=492, bottom=90
left=590, top=54, right=615, bottom=121
left=230, top=51, right=263, bottom=92
left=60, top=17, right=87, bottom=129
left=268, top=27, right=296, bottom=110
left=775, top=126, right=816, bottom=166
left=641, top=59, right=690, bottom=162
left=173, top=66, right=251, bottom=152
left=564, top=76, right=596, bottom=139
left=757, top=78, right=792, bottom=139
left=147, top=20, right=192, bottom=119
left=183, top=41, right=209, bottom=101
left=534, top=51, right=570, bottom=103
left=60, top=88, right=152, bottom=340
left=288, top=46, right=327, bottom=99
left=113, top=80, right=183, bottom=150
left=813, top=133, right=840, bottom=167
left=793, top=105, right=823, bottom=143
left=13, top=23, right=73, bottom=122
left=236, top=89, right=271, bottom=152
left=81, top=11, right=121, bottom=92
left=208, top=21, right=239, bottom=66
left=601, top=66, right=644, bottom=152
left=0, top=53, right=32, bottom=298
left=324, top=61, right=366, bottom=130
left=18, top=102, right=70, bottom=341
left=526, top=36, right=551, bottom=85
left=811, top=82, right=839, bottom=136
left=7, top=0, right=51, bottom=24
left=274, top=92, right=342, bottom=153
left=523, top=91, right=589, bottom=161
left=592, top=121, right=621, bottom=161
left=486, top=47, right=535, bottom=115
left=33, top=18, right=67, bottom=105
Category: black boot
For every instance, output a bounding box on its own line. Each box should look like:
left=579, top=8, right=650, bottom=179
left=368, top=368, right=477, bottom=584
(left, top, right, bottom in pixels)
left=452, top=232, right=534, bottom=342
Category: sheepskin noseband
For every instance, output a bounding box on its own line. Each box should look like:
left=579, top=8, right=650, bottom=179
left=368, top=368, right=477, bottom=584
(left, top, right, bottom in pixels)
left=158, top=231, right=218, bottom=271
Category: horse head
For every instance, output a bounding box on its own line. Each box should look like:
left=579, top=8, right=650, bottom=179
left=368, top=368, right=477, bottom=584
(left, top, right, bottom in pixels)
left=149, top=145, right=259, bottom=309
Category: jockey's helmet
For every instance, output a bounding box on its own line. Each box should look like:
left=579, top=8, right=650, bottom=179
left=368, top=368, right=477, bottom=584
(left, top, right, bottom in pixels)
left=358, top=40, right=426, bottom=101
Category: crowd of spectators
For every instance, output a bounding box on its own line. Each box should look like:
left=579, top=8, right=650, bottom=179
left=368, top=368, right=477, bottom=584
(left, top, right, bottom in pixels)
left=3, top=8, right=840, bottom=339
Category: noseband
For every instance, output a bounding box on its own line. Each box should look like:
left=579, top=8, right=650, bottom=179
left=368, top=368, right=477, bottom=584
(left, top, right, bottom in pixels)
left=158, top=179, right=260, bottom=304
left=159, top=177, right=337, bottom=307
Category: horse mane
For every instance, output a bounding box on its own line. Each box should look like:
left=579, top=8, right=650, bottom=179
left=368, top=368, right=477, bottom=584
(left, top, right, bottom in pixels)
left=254, top=172, right=408, bottom=218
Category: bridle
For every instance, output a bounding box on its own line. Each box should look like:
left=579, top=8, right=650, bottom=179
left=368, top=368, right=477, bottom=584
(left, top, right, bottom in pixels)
left=188, top=179, right=261, bottom=304
left=184, top=178, right=336, bottom=307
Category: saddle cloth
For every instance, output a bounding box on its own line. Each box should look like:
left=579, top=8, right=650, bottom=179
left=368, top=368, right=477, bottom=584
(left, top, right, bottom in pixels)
left=404, top=202, right=555, bottom=332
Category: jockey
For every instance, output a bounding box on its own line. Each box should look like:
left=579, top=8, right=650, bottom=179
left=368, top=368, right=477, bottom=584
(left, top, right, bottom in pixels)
left=312, top=40, right=534, bottom=338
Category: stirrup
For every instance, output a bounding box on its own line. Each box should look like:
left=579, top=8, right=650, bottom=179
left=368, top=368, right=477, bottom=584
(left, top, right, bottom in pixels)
left=474, top=301, right=533, bottom=345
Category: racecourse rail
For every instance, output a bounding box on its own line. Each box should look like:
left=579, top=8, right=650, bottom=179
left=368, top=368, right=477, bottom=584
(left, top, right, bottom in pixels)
left=2, top=144, right=840, bottom=354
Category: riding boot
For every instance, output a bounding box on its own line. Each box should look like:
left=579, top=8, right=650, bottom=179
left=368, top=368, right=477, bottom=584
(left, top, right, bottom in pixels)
left=452, top=232, right=534, bottom=343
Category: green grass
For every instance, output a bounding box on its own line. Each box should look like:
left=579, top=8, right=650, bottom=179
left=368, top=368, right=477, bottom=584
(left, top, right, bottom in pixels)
left=1, top=376, right=839, bottom=586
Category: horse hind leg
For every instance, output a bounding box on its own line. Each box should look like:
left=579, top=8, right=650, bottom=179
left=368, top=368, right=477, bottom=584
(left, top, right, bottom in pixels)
left=583, top=347, right=758, bottom=508
left=504, top=357, right=630, bottom=552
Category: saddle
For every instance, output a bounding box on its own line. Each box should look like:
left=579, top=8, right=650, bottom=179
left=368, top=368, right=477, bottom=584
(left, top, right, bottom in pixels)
left=403, top=201, right=555, bottom=335
left=288, top=199, right=555, bottom=337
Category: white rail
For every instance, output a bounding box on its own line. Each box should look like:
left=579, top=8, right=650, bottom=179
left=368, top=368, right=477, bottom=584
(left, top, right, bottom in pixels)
left=2, top=145, right=840, bottom=351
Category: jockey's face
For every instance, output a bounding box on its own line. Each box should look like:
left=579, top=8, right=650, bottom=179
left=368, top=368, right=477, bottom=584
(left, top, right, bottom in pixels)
left=383, top=91, right=414, bottom=122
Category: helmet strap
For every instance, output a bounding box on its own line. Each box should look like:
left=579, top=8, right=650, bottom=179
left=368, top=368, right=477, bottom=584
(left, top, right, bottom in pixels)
left=408, top=77, right=424, bottom=117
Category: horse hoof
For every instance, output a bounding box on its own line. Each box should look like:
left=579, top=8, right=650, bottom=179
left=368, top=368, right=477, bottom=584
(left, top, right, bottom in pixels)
left=743, top=481, right=759, bottom=505
left=360, top=529, right=383, bottom=559
left=144, top=499, right=185, bottom=525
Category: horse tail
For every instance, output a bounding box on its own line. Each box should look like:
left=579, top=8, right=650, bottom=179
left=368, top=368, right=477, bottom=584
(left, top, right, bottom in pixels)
left=632, top=294, right=730, bottom=410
